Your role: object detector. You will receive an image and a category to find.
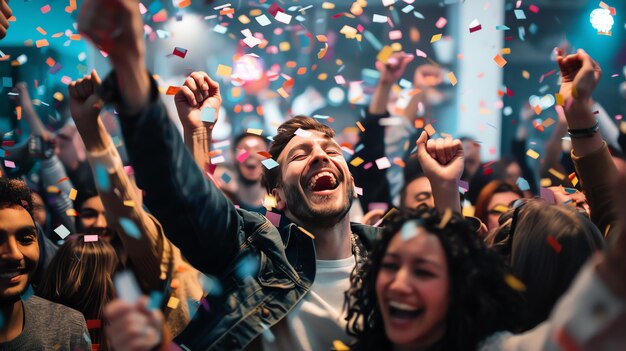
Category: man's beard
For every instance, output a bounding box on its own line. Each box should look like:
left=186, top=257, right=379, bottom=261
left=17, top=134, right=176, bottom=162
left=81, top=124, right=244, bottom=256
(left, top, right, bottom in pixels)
left=283, top=178, right=354, bottom=228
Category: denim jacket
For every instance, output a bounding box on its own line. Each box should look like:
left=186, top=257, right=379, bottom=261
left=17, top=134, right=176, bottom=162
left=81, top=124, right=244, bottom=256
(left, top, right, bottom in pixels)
left=104, top=72, right=381, bottom=350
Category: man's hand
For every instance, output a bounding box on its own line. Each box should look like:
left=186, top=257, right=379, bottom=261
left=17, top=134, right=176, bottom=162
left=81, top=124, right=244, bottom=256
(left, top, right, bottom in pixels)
left=68, top=70, right=103, bottom=132
left=557, top=48, right=601, bottom=104
left=416, top=131, right=464, bottom=184
left=174, top=71, right=222, bottom=131
left=0, top=0, right=12, bottom=40
left=376, top=52, right=413, bottom=86
left=78, top=0, right=149, bottom=113
left=413, top=64, right=444, bottom=89
left=104, top=296, right=164, bottom=351
left=77, top=0, right=144, bottom=65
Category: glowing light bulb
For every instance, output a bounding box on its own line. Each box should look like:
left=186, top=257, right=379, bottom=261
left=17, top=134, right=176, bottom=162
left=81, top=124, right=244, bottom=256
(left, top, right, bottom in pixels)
left=590, top=8, right=614, bottom=35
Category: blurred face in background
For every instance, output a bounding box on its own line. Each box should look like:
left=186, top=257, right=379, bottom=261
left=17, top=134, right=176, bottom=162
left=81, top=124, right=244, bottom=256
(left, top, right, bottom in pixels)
left=78, top=196, right=116, bottom=242
left=31, top=193, right=47, bottom=228
left=486, top=192, right=522, bottom=233
left=235, top=135, right=267, bottom=185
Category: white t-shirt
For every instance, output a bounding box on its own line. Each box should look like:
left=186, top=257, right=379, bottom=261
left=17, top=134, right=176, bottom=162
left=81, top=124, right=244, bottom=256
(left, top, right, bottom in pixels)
left=262, top=255, right=356, bottom=351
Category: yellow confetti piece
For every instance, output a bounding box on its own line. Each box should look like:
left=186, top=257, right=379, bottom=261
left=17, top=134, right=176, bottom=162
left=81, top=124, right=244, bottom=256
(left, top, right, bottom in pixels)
left=123, top=200, right=136, bottom=208
left=555, top=93, right=564, bottom=106
left=69, top=188, right=78, bottom=200
left=47, top=185, right=60, bottom=193
left=542, top=118, right=555, bottom=128
left=216, top=64, right=232, bottom=77
left=350, top=157, right=365, bottom=167
left=322, top=2, right=336, bottom=9
left=505, top=274, right=526, bottom=291
left=333, top=340, right=350, bottom=351
left=493, top=204, right=509, bottom=214
left=380, top=208, right=399, bottom=222
left=246, top=128, right=263, bottom=136
left=522, top=70, right=530, bottom=79
left=277, top=87, right=289, bottom=98
left=298, top=226, right=316, bottom=239
left=166, top=296, right=180, bottom=309
left=66, top=208, right=78, bottom=217
left=430, top=33, right=442, bottom=43
left=462, top=204, right=475, bottom=217
left=238, top=15, right=250, bottom=24
left=548, top=168, right=565, bottom=181
left=279, top=41, right=291, bottom=51
left=500, top=48, right=511, bottom=55
left=438, top=208, right=452, bottom=229
left=376, top=45, right=394, bottom=64
left=318, top=73, right=328, bottom=80
left=263, top=194, right=277, bottom=209
left=493, top=54, right=507, bottom=68
left=447, top=71, right=457, bottom=86
left=526, top=149, right=540, bottom=159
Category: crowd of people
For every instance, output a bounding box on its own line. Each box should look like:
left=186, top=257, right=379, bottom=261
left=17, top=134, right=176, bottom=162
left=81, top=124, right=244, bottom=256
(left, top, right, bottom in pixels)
left=0, top=0, right=625, bottom=350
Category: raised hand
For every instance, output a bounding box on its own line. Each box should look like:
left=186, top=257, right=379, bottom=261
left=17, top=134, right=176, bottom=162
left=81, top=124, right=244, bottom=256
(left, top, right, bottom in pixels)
left=413, top=64, right=444, bottom=89
left=104, top=296, right=165, bottom=351
left=376, top=51, right=413, bottom=85
left=0, top=0, right=12, bottom=39
left=68, top=70, right=103, bottom=132
left=174, top=71, right=222, bottom=131
left=416, top=131, right=464, bottom=213
left=556, top=48, right=601, bottom=104
left=416, top=131, right=464, bottom=184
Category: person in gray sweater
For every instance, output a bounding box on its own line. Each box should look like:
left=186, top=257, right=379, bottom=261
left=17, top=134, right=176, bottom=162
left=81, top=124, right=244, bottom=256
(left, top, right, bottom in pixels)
left=0, top=178, right=90, bottom=350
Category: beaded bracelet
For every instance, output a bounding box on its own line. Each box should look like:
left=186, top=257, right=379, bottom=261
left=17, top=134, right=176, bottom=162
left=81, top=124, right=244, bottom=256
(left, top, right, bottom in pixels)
left=568, top=118, right=599, bottom=138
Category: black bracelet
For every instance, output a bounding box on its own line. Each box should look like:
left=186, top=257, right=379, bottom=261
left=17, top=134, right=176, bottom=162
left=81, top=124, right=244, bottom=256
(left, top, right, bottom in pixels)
left=568, top=119, right=599, bottom=138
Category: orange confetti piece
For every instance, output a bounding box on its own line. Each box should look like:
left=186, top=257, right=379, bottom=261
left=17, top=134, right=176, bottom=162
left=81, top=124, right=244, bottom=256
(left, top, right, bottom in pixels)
left=297, top=67, right=307, bottom=75
left=393, top=158, right=405, bottom=168
left=505, top=274, right=526, bottom=291
left=56, top=177, right=69, bottom=184
left=356, top=121, right=365, bottom=133
left=414, top=118, right=425, bottom=129
left=69, top=34, right=81, bottom=41
left=16, top=106, right=22, bottom=120
left=493, top=54, right=507, bottom=68
left=219, top=8, right=234, bottom=15
left=533, top=105, right=542, bottom=115
left=45, top=57, right=56, bottom=67
left=447, top=72, right=457, bottom=86
left=36, top=39, right=50, bottom=48
left=36, top=27, right=47, bottom=35
left=424, top=124, right=436, bottom=136
left=165, top=86, right=180, bottom=95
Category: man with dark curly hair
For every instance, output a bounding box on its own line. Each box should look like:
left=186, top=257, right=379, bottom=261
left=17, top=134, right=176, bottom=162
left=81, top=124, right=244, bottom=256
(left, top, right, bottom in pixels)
left=0, top=178, right=90, bottom=350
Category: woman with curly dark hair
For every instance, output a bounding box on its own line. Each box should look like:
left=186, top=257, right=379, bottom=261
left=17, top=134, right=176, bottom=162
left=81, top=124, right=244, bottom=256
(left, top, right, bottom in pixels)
left=344, top=206, right=524, bottom=351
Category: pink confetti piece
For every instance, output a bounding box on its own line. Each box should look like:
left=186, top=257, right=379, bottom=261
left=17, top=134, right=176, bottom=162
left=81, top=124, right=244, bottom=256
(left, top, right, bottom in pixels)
left=84, top=235, right=99, bottom=242
left=266, top=211, right=282, bottom=227
left=236, top=150, right=250, bottom=163
left=41, top=5, right=51, bottom=14
left=4, top=160, right=15, bottom=168
left=435, top=17, right=448, bottom=29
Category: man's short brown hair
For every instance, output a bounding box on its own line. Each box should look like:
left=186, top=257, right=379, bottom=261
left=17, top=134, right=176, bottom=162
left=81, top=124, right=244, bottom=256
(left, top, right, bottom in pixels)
left=263, top=116, right=335, bottom=193
left=0, top=178, right=34, bottom=216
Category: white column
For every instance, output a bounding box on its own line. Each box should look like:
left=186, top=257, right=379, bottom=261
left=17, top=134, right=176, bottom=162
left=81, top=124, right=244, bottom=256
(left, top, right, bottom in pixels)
left=453, top=0, right=505, bottom=161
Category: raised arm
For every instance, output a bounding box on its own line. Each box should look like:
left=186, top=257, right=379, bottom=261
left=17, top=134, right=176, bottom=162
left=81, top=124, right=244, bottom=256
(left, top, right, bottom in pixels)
left=77, top=0, right=244, bottom=275
left=557, top=49, right=618, bottom=237
left=69, top=70, right=166, bottom=291
left=416, top=132, right=463, bottom=214
left=369, top=51, right=412, bottom=115
left=0, top=0, right=11, bottom=39
left=404, top=64, right=444, bottom=124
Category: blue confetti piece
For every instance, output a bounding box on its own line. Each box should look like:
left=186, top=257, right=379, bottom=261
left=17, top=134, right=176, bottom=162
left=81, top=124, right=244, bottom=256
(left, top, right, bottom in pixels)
left=94, top=163, right=110, bottom=192
left=236, top=255, right=260, bottom=279
left=148, top=291, right=163, bottom=311
left=529, top=23, right=538, bottom=34
left=221, top=172, right=232, bottom=184
left=0, top=149, right=5, bottom=158
left=261, top=158, right=279, bottom=170
left=516, top=177, right=530, bottom=191
left=514, top=9, right=526, bottom=20
left=148, top=0, right=163, bottom=15
left=83, top=331, right=92, bottom=344
left=354, top=143, right=365, bottom=153
left=2, top=77, right=12, bottom=88
left=401, top=220, right=418, bottom=241
left=495, top=25, right=510, bottom=30
left=119, top=217, right=141, bottom=239
left=201, top=107, right=217, bottom=123
left=20, top=285, right=34, bottom=300
left=363, top=30, right=383, bottom=51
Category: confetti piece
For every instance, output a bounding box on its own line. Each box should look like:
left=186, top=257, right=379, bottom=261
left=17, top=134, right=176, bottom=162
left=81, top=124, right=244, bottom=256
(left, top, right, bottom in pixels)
left=69, top=188, right=78, bottom=200
left=424, top=124, right=436, bottom=136
left=294, top=128, right=312, bottom=138
left=546, top=235, right=562, bottom=253
left=84, top=235, right=98, bottom=242
left=201, top=107, right=217, bottom=123
left=540, top=187, right=556, bottom=204
left=526, top=149, right=540, bottom=159
left=555, top=93, right=564, bottom=106
left=216, top=64, right=232, bottom=78
left=430, top=34, right=442, bottom=43
left=114, top=270, right=141, bottom=303
left=376, top=45, right=394, bottom=64
left=261, top=158, right=279, bottom=170
left=389, top=30, right=402, bottom=40
left=54, top=225, right=71, bottom=239
left=66, top=209, right=78, bottom=217
left=514, top=9, right=526, bottom=19
left=94, top=163, right=110, bottom=192
left=36, top=39, right=49, bottom=48
left=172, top=47, right=188, bottom=58
left=4, top=160, right=15, bottom=168
left=350, top=157, right=365, bottom=167
left=401, top=220, right=418, bottom=241
left=123, top=200, right=135, bottom=207
left=167, top=296, right=180, bottom=309
left=255, top=14, right=271, bottom=26
left=275, top=11, right=292, bottom=24
left=41, top=5, right=51, bottom=14
left=505, top=274, right=526, bottom=291
left=548, top=168, right=565, bottom=181
left=448, top=72, right=457, bottom=86
left=375, top=157, right=391, bottom=170
left=165, top=86, right=180, bottom=95
left=266, top=211, right=282, bottom=227
left=493, top=54, right=507, bottom=68
left=516, top=177, right=530, bottom=191
left=119, top=217, right=141, bottom=239
left=438, top=208, right=452, bottom=229
left=436, top=17, right=448, bottom=29
left=333, top=340, right=351, bottom=351
left=298, top=226, right=316, bottom=239
left=373, top=14, right=388, bottom=23
left=469, top=18, right=482, bottom=33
